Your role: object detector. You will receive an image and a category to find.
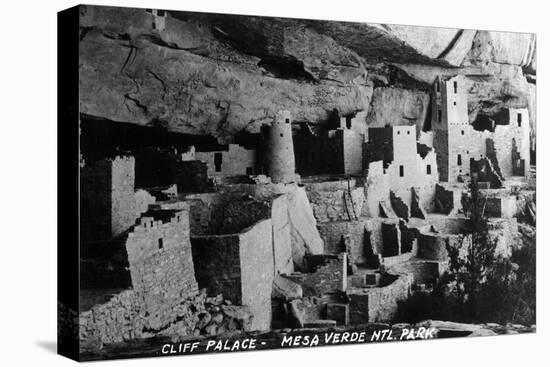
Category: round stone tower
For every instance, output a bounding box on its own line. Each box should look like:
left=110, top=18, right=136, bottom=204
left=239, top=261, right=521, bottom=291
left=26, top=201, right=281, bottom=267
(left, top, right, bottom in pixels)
left=266, top=110, right=297, bottom=183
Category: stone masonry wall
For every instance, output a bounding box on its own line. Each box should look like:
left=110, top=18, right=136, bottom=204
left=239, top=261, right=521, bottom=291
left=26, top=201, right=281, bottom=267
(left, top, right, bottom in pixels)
left=191, top=234, right=243, bottom=304
left=195, top=144, right=256, bottom=178
left=305, top=179, right=364, bottom=223
left=111, top=156, right=138, bottom=237
left=282, top=253, right=346, bottom=297
left=80, top=156, right=138, bottom=242
left=191, top=219, right=275, bottom=331
left=348, top=272, right=412, bottom=324
left=125, top=207, right=198, bottom=330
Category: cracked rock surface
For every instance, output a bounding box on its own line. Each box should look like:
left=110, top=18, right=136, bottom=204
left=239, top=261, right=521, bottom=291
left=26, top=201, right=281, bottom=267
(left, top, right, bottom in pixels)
left=79, top=5, right=536, bottom=149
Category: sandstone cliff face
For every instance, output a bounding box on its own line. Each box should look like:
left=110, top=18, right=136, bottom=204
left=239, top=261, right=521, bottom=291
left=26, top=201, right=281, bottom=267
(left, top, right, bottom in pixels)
left=78, top=5, right=536, bottom=149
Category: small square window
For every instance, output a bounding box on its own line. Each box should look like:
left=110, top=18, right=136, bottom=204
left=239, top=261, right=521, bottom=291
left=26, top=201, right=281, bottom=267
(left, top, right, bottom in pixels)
left=407, top=131, right=410, bottom=135
left=397, top=131, right=400, bottom=135
left=280, top=133, right=283, bottom=137
left=453, top=101, right=457, bottom=106
left=461, top=130, right=464, bottom=135
left=285, top=118, right=290, bottom=124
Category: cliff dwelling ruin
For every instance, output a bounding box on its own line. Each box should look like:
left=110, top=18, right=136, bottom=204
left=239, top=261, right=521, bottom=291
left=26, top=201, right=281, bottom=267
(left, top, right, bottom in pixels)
left=68, top=5, right=537, bottom=357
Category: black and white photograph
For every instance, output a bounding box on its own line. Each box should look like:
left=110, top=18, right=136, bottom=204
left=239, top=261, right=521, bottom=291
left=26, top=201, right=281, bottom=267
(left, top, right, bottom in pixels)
left=55, top=4, right=539, bottom=361
left=3, top=1, right=546, bottom=366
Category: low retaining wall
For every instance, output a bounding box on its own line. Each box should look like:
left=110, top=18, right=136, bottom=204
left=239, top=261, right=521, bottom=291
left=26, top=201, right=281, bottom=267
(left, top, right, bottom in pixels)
left=348, top=273, right=412, bottom=324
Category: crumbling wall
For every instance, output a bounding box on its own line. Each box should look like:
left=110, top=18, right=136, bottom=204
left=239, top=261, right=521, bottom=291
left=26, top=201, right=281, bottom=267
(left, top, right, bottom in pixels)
left=191, top=219, right=275, bottom=331
left=434, top=184, right=461, bottom=215
left=282, top=253, right=346, bottom=297
left=125, top=208, right=198, bottom=329
left=428, top=215, right=469, bottom=234
left=470, top=157, right=504, bottom=189
left=364, top=161, right=391, bottom=217
left=390, top=191, right=410, bottom=221
left=79, top=288, right=253, bottom=350
left=134, top=151, right=210, bottom=193
left=305, top=179, right=364, bottom=222
left=294, top=127, right=363, bottom=176
left=417, top=233, right=452, bottom=260
left=364, top=126, right=439, bottom=217
left=388, top=261, right=441, bottom=285
left=288, top=297, right=324, bottom=328
left=171, top=160, right=211, bottom=193
left=492, top=108, right=530, bottom=177
left=318, top=217, right=398, bottom=265
left=191, top=234, right=243, bottom=304
left=79, top=290, right=147, bottom=348
left=484, top=195, right=517, bottom=218
left=218, top=199, right=272, bottom=234
left=348, top=273, right=412, bottom=324
left=382, top=222, right=401, bottom=257
left=318, top=219, right=370, bottom=265
left=195, top=144, right=256, bottom=178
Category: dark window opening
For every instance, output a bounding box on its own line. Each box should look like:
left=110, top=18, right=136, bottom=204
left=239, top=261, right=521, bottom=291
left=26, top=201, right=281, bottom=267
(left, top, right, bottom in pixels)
left=426, top=164, right=431, bottom=175
left=399, top=165, right=404, bottom=177
left=407, top=131, right=410, bottom=135
left=214, top=152, right=223, bottom=172
left=461, top=130, right=465, bottom=135
left=346, top=117, right=352, bottom=129
left=397, top=131, right=400, bottom=135
left=157, top=10, right=166, bottom=16
left=438, top=109, right=442, bottom=123
left=457, top=154, right=462, bottom=166
left=453, top=101, right=457, bottom=106
left=246, top=167, right=253, bottom=175
left=453, top=81, right=458, bottom=94
left=158, top=238, right=163, bottom=249
left=517, top=113, right=522, bottom=126
left=285, top=118, right=290, bottom=124
left=280, top=133, right=283, bottom=137
left=145, top=9, right=153, bottom=13
left=436, top=82, right=440, bottom=93
left=152, top=22, right=156, bottom=29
